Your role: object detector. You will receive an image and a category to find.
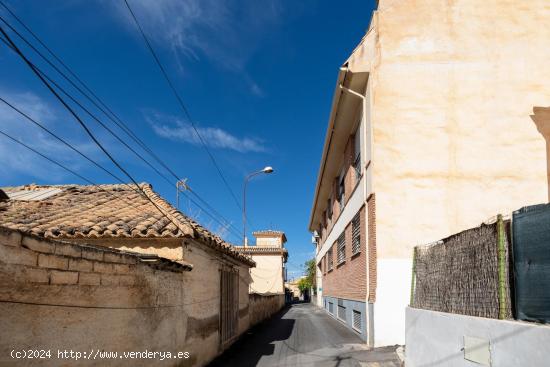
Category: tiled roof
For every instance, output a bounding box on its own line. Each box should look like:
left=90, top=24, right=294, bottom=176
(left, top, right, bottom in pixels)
left=233, top=245, right=288, bottom=261
left=0, top=183, right=254, bottom=267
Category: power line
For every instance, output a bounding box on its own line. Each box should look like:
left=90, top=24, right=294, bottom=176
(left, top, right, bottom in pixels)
left=0, top=95, right=127, bottom=186
left=0, top=92, right=243, bottom=241
left=0, top=25, right=242, bottom=241
left=123, top=0, right=244, bottom=213
left=0, top=18, right=175, bottom=188
left=0, top=25, right=199, bottom=239
left=0, top=10, right=244, bottom=240
left=0, top=1, right=169, bottom=177
left=0, top=128, right=153, bottom=216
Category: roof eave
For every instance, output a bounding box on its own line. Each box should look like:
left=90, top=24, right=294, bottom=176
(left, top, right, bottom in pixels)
left=308, top=67, right=349, bottom=231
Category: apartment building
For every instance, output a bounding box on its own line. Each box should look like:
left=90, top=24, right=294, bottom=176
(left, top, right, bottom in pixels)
left=309, top=0, right=550, bottom=346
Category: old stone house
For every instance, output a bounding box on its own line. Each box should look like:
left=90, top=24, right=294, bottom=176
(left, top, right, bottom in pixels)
left=309, top=0, right=550, bottom=347
left=0, top=183, right=255, bottom=366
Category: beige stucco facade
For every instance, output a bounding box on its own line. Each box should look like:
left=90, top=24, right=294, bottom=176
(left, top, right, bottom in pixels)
left=373, top=0, right=550, bottom=258
left=310, top=0, right=550, bottom=346
left=248, top=254, right=285, bottom=294
left=234, top=231, right=288, bottom=295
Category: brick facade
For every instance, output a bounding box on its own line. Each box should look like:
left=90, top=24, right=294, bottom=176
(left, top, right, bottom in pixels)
left=321, top=205, right=367, bottom=301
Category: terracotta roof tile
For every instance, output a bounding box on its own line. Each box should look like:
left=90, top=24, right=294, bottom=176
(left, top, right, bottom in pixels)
left=0, top=183, right=254, bottom=267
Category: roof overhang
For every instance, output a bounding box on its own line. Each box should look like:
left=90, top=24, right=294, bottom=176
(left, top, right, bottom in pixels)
left=308, top=25, right=377, bottom=232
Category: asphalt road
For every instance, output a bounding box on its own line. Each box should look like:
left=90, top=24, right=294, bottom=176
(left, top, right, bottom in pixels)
left=208, top=303, right=401, bottom=367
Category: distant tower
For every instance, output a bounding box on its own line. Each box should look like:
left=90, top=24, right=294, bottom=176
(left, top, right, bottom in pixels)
left=253, top=230, right=287, bottom=248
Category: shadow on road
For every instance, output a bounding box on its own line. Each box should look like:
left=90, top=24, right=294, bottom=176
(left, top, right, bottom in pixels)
left=208, top=306, right=295, bottom=367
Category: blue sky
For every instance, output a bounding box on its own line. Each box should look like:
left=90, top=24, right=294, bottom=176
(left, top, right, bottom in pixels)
left=0, top=0, right=376, bottom=278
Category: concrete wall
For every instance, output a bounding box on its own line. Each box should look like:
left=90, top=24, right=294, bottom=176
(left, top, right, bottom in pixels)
left=249, top=293, right=285, bottom=327
left=373, top=259, right=411, bottom=347
left=0, top=227, right=252, bottom=367
left=249, top=254, right=284, bottom=294
left=406, top=307, right=550, bottom=367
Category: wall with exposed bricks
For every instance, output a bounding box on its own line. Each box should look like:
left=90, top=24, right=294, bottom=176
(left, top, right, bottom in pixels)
left=0, top=226, right=251, bottom=367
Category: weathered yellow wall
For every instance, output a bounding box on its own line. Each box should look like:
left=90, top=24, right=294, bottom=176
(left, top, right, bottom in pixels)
left=0, top=228, right=252, bottom=366
left=249, top=255, right=284, bottom=294
left=372, top=0, right=550, bottom=258
left=248, top=294, right=285, bottom=327
left=256, top=237, right=282, bottom=248
left=0, top=228, right=188, bottom=367
left=69, top=238, right=184, bottom=261
left=181, top=239, right=252, bottom=365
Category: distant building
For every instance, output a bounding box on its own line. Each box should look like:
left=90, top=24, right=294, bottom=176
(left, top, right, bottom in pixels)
left=285, top=277, right=304, bottom=301
left=234, top=230, right=288, bottom=325
left=234, top=230, right=288, bottom=295
left=309, top=0, right=549, bottom=347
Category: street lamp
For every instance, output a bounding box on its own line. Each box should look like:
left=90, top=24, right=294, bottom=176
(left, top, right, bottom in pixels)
left=243, top=166, right=274, bottom=246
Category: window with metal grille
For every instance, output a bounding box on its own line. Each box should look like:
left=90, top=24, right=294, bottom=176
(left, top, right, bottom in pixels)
left=352, top=212, right=361, bottom=255
left=328, top=247, right=334, bottom=270
left=337, top=305, right=346, bottom=320
left=353, top=153, right=361, bottom=181
left=328, top=302, right=334, bottom=314
left=352, top=310, right=361, bottom=331
left=337, top=232, right=346, bottom=264
left=338, top=173, right=345, bottom=210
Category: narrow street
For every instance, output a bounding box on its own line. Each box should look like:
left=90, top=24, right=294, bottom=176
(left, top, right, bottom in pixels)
left=209, top=303, right=402, bottom=367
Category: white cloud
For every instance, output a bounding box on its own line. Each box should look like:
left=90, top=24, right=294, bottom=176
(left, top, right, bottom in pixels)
left=146, top=111, right=266, bottom=153
left=111, top=0, right=284, bottom=94
left=0, top=91, right=98, bottom=181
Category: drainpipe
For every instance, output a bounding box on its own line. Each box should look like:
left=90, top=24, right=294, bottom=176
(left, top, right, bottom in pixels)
left=339, top=81, right=375, bottom=347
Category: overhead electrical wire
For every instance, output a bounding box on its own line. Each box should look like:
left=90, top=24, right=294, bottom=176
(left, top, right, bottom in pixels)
left=0, top=25, right=208, bottom=240
left=0, top=128, right=149, bottom=213
left=0, top=95, right=127, bottom=186
left=0, top=96, right=243, bottom=241
left=122, top=0, right=245, bottom=214
left=0, top=11, right=244, bottom=240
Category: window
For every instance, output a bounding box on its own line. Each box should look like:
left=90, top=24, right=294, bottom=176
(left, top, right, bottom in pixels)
left=328, top=302, right=334, bottom=314
left=338, top=172, right=345, bottom=210
left=338, top=305, right=346, bottom=320
left=328, top=247, right=334, bottom=271
left=352, top=310, right=361, bottom=331
left=327, top=198, right=333, bottom=222
left=353, top=153, right=361, bottom=181
left=352, top=212, right=361, bottom=255
left=337, top=232, right=346, bottom=264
